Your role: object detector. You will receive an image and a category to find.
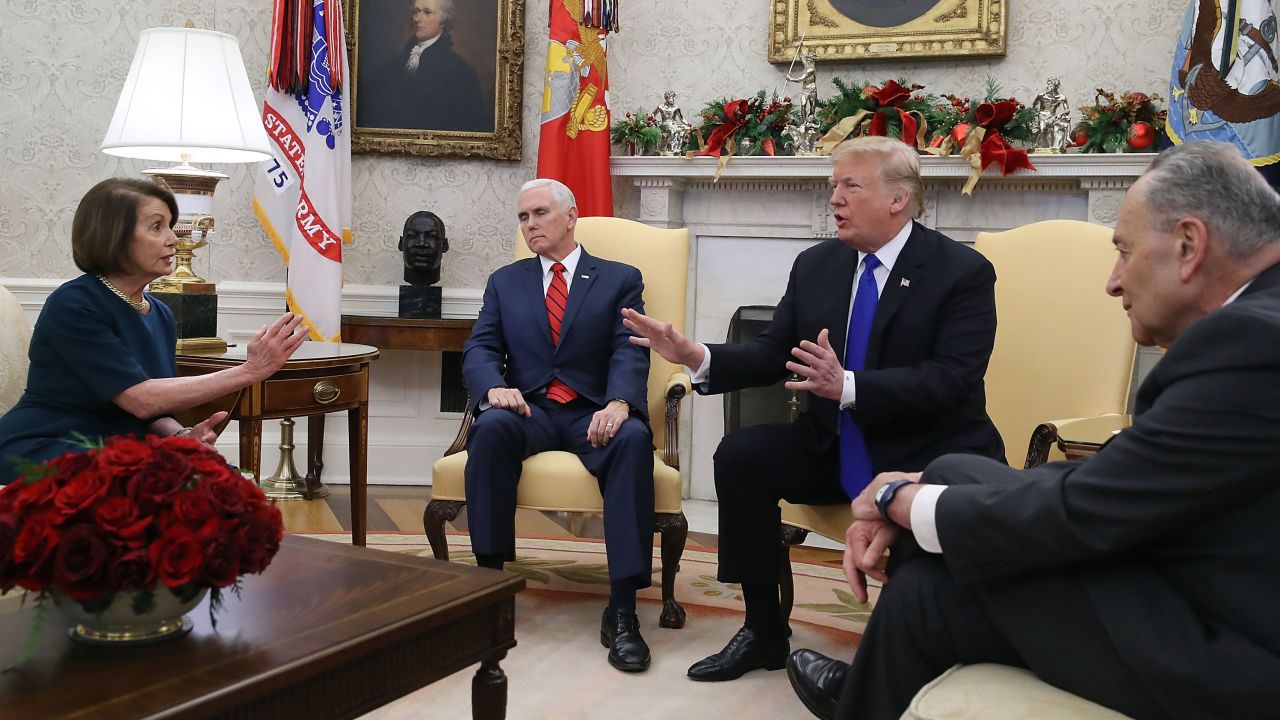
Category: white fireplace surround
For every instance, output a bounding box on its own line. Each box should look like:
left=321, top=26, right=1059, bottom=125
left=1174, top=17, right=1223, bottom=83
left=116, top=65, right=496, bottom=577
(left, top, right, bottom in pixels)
left=611, top=153, right=1155, bottom=500
left=2, top=154, right=1155, bottom=498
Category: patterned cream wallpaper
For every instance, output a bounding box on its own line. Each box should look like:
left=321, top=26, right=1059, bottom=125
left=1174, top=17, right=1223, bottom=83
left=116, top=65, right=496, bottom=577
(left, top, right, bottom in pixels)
left=0, top=0, right=1186, bottom=290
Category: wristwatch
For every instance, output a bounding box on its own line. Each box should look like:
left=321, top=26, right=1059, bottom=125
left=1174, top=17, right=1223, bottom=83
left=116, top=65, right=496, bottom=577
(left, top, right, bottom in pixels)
left=874, top=479, right=915, bottom=523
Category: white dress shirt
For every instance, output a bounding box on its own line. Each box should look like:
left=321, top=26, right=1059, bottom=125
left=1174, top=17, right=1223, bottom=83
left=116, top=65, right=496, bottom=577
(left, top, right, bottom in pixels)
left=478, top=244, right=583, bottom=412
left=690, top=219, right=914, bottom=411
left=539, top=243, right=583, bottom=295
left=405, top=34, right=442, bottom=72
left=910, top=275, right=1259, bottom=554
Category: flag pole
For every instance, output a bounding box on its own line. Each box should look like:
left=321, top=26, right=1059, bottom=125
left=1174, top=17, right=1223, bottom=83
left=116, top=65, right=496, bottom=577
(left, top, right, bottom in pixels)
left=778, top=27, right=809, bottom=97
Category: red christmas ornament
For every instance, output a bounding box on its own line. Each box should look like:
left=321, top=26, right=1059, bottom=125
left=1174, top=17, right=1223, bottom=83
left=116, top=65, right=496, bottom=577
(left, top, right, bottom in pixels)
left=1127, top=121, right=1156, bottom=150
left=1072, top=128, right=1090, bottom=147
left=950, top=123, right=972, bottom=145
left=928, top=134, right=946, bottom=149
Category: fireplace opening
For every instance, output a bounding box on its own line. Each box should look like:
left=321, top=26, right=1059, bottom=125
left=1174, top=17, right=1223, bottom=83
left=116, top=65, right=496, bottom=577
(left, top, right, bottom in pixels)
left=723, top=305, right=808, bottom=434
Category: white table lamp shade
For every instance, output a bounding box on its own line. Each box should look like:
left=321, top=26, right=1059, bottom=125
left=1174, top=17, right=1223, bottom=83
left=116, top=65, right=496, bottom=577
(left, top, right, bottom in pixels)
left=102, top=27, right=272, bottom=164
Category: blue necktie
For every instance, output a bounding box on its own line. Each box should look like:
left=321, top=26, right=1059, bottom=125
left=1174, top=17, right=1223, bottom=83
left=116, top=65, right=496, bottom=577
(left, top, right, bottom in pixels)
left=839, top=253, right=880, bottom=498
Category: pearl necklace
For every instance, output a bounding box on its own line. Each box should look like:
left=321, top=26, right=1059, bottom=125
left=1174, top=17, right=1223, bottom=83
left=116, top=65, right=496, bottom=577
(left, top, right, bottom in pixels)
left=97, top=275, right=149, bottom=313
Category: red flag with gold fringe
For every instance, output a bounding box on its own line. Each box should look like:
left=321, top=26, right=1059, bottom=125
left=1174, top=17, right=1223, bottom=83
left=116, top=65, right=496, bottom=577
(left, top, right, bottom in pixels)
left=536, top=0, right=615, bottom=217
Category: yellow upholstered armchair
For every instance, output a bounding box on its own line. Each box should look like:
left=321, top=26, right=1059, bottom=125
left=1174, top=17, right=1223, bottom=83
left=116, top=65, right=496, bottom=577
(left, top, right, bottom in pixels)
left=424, top=217, right=692, bottom=629
left=0, top=285, right=31, bottom=417
left=777, top=219, right=1137, bottom=619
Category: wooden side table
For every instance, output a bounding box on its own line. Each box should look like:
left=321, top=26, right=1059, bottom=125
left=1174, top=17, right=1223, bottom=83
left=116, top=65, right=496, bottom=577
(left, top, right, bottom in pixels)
left=341, top=314, right=474, bottom=351
left=176, top=342, right=380, bottom=546
left=295, top=315, right=477, bottom=487
left=1055, top=414, right=1132, bottom=461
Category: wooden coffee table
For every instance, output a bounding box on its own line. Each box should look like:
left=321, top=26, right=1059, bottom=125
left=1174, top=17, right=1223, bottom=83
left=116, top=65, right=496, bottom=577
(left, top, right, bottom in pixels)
left=0, top=536, right=525, bottom=719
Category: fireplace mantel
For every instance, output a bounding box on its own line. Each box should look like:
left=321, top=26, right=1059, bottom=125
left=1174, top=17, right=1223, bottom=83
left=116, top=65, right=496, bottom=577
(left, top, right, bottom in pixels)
left=612, top=152, right=1153, bottom=183
left=612, top=153, right=1154, bottom=231
left=608, top=153, right=1155, bottom=500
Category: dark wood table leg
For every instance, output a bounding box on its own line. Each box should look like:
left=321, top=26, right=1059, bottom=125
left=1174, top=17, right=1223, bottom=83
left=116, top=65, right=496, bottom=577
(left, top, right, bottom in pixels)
left=305, top=414, right=326, bottom=495
left=349, top=404, right=367, bottom=546
left=472, top=652, right=508, bottom=720
left=240, top=419, right=263, bottom=480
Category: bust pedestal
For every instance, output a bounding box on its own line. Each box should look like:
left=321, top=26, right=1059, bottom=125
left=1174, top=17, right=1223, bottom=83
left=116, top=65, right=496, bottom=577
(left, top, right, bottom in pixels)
left=399, top=284, right=442, bottom=319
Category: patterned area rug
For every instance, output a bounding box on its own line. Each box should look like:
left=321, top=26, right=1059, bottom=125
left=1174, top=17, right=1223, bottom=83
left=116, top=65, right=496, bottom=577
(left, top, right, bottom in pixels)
left=309, top=532, right=879, bottom=633
left=297, top=532, right=880, bottom=719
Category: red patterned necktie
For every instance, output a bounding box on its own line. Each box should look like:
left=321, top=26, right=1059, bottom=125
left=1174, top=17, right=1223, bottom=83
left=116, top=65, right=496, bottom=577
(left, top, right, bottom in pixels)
left=545, top=262, right=578, bottom=403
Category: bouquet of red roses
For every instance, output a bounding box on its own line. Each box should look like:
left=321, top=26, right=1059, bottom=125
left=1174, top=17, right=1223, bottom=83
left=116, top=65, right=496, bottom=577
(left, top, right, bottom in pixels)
left=0, top=434, right=283, bottom=635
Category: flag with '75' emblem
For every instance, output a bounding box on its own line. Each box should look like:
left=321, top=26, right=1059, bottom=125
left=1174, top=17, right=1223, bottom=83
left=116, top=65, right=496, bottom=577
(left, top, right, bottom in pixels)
left=253, top=0, right=352, bottom=340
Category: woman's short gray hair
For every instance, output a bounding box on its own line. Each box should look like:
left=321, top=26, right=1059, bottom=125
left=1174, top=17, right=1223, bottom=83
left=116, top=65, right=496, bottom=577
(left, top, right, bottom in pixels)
left=519, top=178, right=577, bottom=212
left=1144, top=141, right=1280, bottom=259
left=830, top=136, right=925, bottom=218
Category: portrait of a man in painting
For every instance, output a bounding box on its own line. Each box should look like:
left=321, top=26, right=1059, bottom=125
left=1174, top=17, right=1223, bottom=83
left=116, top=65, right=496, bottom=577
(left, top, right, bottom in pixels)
left=354, top=0, right=495, bottom=133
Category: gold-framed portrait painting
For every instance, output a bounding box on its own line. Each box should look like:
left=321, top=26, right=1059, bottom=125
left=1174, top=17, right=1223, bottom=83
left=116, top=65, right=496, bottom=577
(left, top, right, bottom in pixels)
left=346, top=0, right=525, bottom=159
left=768, top=0, right=1007, bottom=62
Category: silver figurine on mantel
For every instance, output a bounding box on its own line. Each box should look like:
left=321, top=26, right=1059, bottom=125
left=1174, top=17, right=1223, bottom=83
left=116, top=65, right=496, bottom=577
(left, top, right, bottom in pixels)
left=653, top=90, right=692, bottom=156
left=783, top=119, right=822, bottom=156
left=782, top=40, right=822, bottom=155
left=786, top=49, right=820, bottom=126
left=1031, top=77, right=1072, bottom=154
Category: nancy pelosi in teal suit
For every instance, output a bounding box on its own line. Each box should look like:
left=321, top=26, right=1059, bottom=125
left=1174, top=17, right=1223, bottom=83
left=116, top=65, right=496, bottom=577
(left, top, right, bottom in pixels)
left=0, top=178, right=306, bottom=484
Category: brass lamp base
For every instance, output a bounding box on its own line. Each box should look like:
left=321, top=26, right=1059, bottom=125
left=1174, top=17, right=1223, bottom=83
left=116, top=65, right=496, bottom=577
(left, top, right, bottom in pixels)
left=144, top=161, right=226, bottom=350
left=260, top=418, right=330, bottom=500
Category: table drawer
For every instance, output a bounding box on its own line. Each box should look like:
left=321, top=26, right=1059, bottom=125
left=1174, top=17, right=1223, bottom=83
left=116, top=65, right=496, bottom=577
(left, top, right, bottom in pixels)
left=262, top=371, right=363, bottom=413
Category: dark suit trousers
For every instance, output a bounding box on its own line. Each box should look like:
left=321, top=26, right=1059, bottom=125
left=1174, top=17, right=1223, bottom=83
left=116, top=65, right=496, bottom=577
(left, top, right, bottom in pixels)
left=464, top=396, right=655, bottom=586
left=714, top=422, right=850, bottom=585
left=836, top=550, right=1162, bottom=720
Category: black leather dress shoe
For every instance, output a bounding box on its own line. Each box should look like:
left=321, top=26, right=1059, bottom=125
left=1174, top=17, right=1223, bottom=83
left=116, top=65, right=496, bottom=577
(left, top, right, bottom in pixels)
left=686, top=625, right=789, bottom=681
left=600, top=607, right=651, bottom=672
left=786, top=649, right=849, bottom=720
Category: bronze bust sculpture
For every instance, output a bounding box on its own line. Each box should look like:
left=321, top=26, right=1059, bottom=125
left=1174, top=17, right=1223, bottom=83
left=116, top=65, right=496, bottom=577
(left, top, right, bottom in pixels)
left=399, top=210, right=449, bottom=286
left=398, top=211, right=448, bottom=318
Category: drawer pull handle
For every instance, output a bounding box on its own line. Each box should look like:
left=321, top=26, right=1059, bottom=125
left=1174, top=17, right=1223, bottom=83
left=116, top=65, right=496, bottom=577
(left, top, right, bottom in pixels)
left=314, top=381, right=341, bottom=404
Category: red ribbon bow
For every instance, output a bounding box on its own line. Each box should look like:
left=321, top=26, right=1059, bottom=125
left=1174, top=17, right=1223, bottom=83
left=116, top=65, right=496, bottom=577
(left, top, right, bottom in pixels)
left=977, top=132, right=1036, bottom=175
left=868, top=79, right=911, bottom=108
left=865, top=80, right=920, bottom=147
left=974, top=100, right=1016, bottom=130
left=972, top=100, right=1034, bottom=175
left=697, top=99, right=751, bottom=158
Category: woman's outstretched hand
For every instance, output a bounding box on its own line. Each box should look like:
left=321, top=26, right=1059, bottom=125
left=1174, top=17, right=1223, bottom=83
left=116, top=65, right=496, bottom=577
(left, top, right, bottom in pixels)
left=244, top=312, right=307, bottom=381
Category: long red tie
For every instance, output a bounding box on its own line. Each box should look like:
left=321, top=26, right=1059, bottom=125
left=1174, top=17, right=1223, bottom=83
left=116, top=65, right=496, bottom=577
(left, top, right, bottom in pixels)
left=545, top=262, right=577, bottom=403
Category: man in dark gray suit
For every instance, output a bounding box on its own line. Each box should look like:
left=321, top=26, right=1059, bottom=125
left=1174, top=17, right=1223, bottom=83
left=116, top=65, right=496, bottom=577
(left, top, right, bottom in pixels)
left=787, top=140, right=1280, bottom=720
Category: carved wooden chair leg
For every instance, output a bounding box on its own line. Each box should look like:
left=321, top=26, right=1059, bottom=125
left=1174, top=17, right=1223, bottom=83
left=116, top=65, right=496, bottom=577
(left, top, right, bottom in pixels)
left=779, top=525, right=808, bottom=630
left=423, top=499, right=465, bottom=561
left=655, top=511, right=688, bottom=629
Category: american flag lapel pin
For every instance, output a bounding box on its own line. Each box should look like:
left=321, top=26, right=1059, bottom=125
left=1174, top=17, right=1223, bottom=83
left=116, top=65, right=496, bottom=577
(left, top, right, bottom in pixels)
left=900, top=278, right=911, bottom=288
left=581, top=274, right=590, bottom=279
